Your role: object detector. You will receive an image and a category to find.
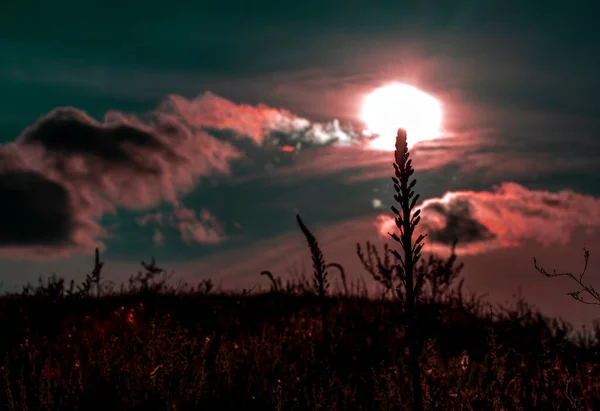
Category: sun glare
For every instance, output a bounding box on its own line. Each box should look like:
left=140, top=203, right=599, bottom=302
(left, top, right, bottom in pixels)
left=361, top=83, right=442, bottom=150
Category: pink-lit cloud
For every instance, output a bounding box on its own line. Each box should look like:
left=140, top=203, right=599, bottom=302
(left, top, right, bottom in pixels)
left=375, top=182, right=600, bottom=255
left=160, top=93, right=312, bottom=145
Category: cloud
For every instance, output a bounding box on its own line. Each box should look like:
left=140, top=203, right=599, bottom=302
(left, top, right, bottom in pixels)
left=160, top=93, right=358, bottom=147
left=0, top=93, right=298, bottom=257
left=13, top=89, right=591, bottom=260
left=454, top=150, right=600, bottom=185
left=6, top=104, right=240, bottom=258
left=18, top=108, right=181, bottom=168
left=152, top=229, right=165, bottom=247
left=0, top=90, right=379, bottom=259
left=137, top=211, right=165, bottom=227
left=375, top=182, right=600, bottom=255
left=160, top=93, right=308, bottom=145
left=172, top=207, right=226, bottom=245
left=137, top=205, right=226, bottom=245
left=0, top=171, right=73, bottom=246
left=237, top=129, right=489, bottom=186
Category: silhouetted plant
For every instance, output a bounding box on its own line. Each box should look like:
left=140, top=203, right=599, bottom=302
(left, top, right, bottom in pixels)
left=261, top=270, right=283, bottom=293
left=386, top=128, right=426, bottom=411
left=78, top=247, right=104, bottom=297
left=284, top=262, right=312, bottom=294
left=240, top=285, right=255, bottom=296
left=197, top=278, right=214, bottom=295
left=326, top=262, right=348, bottom=296
left=22, top=274, right=68, bottom=299
left=296, top=214, right=330, bottom=342
left=533, top=248, right=600, bottom=408
left=261, top=262, right=347, bottom=296
left=417, top=240, right=464, bottom=303
left=534, top=247, right=600, bottom=305
left=128, top=256, right=171, bottom=294
left=358, top=240, right=464, bottom=304
left=20, top=256, right=96, bottom=298
left=356, top=241, right=395, bottom=298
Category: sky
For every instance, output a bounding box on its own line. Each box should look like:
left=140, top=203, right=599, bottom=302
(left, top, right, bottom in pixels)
left=1, top=1, right=600, bottom=328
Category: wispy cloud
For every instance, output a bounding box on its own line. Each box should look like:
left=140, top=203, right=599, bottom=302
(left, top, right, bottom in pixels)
left=160, top=93, right=312, bottom=145
left=137, top=211, right=165, bottom=227
left=455, top=151, right=600, bottom=185
left=234, top=128, right=490, bottom=186
left=152, top=229, right=165, bottom=247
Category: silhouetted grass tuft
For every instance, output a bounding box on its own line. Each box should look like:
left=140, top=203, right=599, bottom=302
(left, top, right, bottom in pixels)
left=261, top=270, right=282, bottom=293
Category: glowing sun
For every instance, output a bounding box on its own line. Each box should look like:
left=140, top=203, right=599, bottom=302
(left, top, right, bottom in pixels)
left=361, top=82, right=442, bottom=150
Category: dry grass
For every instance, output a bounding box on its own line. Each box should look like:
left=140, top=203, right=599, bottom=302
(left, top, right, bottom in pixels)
left=1, top=284, right=599, bottom=410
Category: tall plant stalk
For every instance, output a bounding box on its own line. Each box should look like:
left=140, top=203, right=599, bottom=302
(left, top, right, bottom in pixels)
left=389, top=128, right=427, bottom=411
left=296, top=214, right=330, bottom=340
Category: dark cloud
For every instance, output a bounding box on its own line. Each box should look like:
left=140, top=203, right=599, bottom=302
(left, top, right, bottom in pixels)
left=18, top=107, right=180, bottom=170
left=421, top=197, right=495, bottom=246
left=0, top=171, right=72, bottom=246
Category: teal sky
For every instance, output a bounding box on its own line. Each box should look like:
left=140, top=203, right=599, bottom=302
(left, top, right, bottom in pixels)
left=2, top=0, right=600, bottom=327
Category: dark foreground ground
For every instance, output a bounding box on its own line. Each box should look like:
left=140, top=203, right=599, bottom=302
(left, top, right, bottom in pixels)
left=0, top=272, right=599, bottom=411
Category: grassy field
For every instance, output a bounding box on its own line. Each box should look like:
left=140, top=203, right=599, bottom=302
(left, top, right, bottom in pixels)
left=1, top=272, right=599, bottom=410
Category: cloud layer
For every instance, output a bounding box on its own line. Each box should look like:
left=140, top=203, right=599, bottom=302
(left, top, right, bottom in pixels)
left=6, top=91, right=598, bottom=261
left=0, top=93, right=360, bottom=259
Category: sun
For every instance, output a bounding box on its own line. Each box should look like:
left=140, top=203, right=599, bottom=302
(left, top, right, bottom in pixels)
left=360, top=82, right=442, bottom=150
